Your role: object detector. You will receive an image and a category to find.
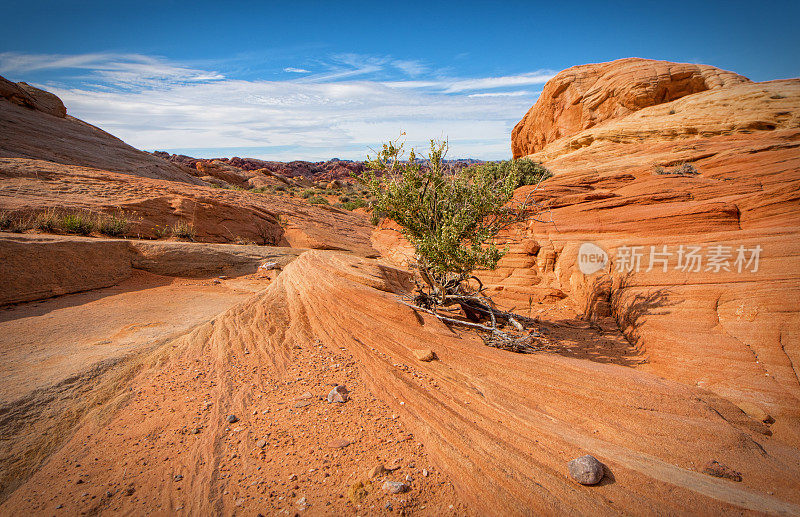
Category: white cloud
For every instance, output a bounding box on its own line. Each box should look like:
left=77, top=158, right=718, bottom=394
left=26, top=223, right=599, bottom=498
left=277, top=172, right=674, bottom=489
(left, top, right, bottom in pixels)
left=283, top=67, right=310, bottom=73
left=9, top=52, right=549, bottom=160
left=442, top=71, right=554, bottom=92
left=468, top=90, right=537, bottom=98
left=0, top=52, right=225, bottom=87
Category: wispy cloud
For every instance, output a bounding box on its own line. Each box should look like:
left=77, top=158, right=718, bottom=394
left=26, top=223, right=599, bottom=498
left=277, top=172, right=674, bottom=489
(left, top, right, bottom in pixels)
left=468, top=90, right=537, bottom=98
left=3, top=52, right=550, bottom=160
left=0, top=52, right=225, bottom=89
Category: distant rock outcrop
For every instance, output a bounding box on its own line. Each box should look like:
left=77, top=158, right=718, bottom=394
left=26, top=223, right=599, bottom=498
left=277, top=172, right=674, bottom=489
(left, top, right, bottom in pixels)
left=511, top=58, right=751, bottom=158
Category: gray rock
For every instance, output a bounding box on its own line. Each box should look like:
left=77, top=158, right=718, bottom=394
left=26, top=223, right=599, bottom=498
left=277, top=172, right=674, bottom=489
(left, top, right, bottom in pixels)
left=256, top=439, right=267, bottom=448
left=227, top=414, right=239, bottom=423
left=567, top=455, right=605, bottom=485
left=327, top=385, right=349, bottom=403
left=382, top=480, right=408, bottom=494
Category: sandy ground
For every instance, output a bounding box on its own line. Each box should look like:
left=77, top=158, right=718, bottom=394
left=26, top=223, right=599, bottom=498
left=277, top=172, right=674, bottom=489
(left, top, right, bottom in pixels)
left=0, top=270, right=264, bottom=406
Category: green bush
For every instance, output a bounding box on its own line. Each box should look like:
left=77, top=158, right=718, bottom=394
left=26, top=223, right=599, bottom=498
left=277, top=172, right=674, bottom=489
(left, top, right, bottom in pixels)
left=342, top=198, right=367, bottom=211
left=98, top=213, right=129, bottom=236
left=463, top=158, right=551, bottom=188
left=357, top=138, right=535, bottom=284
left=60, top=213, right=95, bottom=235
left=308, top=196, right=330, bottom=205
left=301, top=189, right=315, bottom=199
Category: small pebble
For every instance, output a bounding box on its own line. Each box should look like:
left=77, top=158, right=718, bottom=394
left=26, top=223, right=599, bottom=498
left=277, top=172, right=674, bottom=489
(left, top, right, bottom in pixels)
left=382, top=480, right=408, bottom=494
left=567, top=455, right=605, bottom=485
left=227, top=415, right=239, bottom=423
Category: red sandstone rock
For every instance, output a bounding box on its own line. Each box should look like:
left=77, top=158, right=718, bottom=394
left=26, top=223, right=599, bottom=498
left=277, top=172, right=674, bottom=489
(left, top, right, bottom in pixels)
left=511, top=58, right=751, bottom=158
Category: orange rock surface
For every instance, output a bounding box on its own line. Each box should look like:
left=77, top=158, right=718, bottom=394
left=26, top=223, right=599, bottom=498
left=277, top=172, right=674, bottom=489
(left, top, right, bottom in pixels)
left=4, top=251, right=799, bottom=514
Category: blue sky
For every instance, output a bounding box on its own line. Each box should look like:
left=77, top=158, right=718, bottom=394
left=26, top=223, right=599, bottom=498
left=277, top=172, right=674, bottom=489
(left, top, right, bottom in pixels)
left=1, top=0, right=798, bottom=160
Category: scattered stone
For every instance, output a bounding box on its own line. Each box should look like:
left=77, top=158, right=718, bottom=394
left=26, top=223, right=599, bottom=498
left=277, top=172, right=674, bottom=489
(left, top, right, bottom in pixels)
left=326, top=438, right=351, bottom=449
left=382, top=480, right=408, bottom=494
left=405, top=474, right=413, bottom=482
left=259, top=261, right=278, bottom=271
left=191, top=427, right=201, bottom=434
left=327, top=385, right=349, bottom=403
left=703, top=460, right=742, bottom=482
left=123, top=487, right=135, bottom=496
left=211, top=279, right=221, bottom=285
left=296, top=496, right=308, bottom=509
left=256, top=439, right=267, bottom=449
left=567, top=455, right=605, bottom=485
left=227, top=414, right=239, bottom=423
left=174, top=474, right=183, bottom=482
left=56, top=504, right=63, bottom=509
left=76, top=479, right=84, bottom=484
left=218, top=275, right=229, bottom=280
left=412, top=349, right=437, bottom=362
left=385, top=502, right=393, bottom=511
left=289, top=474, right=298, bottom=481
left=422, top=469, right=429, bottom=477
left=297, top=391, right=313, bottom=400
left=368, top=464, right=388, bottom=478
left=294, top=400, right=313, bottom=408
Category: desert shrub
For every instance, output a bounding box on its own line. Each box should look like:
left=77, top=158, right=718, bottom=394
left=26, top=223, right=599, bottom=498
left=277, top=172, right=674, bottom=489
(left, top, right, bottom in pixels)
left=308, top=196, right=329, bottom=205
left=654, top=163, right=700, bottom=176
left=34, top=210, right=60, bottom=232
left=357, top=138, right=540, bottom=288
left=0, top=211, right=11, bottom=231
left=98, top=213, right=129, bottom=237
left=339, top=195, right=350, bottom=203
left=463, top=158, right=551, bottom=188
left=60, top=213, right=95, bottom=235
left=342, top=198, right=367, bottom=211
left=171, top=220, right=196, bottom=241
left=301, top=189, right=315, bottom=199
left=0, top=211, right=33, bottom=233
left=275, top=185, right=287, bottom=192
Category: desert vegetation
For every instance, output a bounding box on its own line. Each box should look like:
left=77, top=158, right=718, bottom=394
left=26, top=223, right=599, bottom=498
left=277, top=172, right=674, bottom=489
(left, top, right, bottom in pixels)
left=357, top=137, right=552, bottom=352
left=653, top=162, right=700, bottom=176
left=0, top=209, right=132, bottom=237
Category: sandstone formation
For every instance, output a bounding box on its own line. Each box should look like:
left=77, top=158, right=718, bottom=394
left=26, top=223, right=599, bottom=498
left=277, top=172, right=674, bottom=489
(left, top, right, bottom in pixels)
left=0, top=158, right=376, bottom=255
left=5, top=251, right=799, bottom=514
left=511, top=58, right=751, bottom=158
left=0, top=233, right=302, bottom=305
left=482, top=64, right=800, bottom=445
left=0, top=75, right=201, bottom=184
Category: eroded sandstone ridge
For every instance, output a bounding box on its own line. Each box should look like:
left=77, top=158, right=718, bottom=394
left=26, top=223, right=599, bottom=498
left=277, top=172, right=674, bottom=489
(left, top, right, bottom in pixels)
left=511, top=58, right=751, bottom=158
left=495, top=60, right=799, bottom=444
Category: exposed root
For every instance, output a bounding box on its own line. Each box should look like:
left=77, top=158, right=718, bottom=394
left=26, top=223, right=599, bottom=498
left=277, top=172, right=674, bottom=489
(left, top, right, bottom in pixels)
left=400, top=298, right=548, bottom=353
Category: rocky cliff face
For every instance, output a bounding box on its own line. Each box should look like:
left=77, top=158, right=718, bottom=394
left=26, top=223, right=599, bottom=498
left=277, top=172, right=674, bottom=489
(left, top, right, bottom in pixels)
left=511, top=58, right=751, bottom=158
